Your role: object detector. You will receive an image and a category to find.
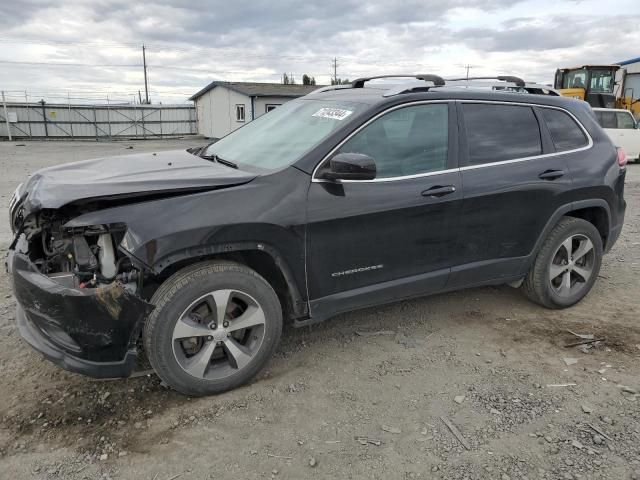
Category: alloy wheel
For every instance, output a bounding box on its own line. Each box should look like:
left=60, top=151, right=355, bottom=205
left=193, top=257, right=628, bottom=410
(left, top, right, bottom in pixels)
left=548, top=234, right=595, bottom=297
left=171, top=289, right=266, bottom=380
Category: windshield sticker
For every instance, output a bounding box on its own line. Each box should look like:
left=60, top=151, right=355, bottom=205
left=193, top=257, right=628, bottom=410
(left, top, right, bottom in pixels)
left=312, top=108, right=353, bottom=121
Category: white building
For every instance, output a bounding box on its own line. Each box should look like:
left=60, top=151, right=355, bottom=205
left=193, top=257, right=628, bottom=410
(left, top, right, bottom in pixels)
left=617, top=56, right=640, bottom=101
left=190, top=81, right=321, bottom=139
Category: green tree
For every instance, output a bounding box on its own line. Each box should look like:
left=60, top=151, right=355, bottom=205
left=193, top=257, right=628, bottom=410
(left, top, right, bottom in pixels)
left=301, top=74, right=317, bottom=85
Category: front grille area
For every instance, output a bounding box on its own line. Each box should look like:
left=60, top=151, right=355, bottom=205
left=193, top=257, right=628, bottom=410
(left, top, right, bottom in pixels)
left=9, top=202, right=24, bottom=233
left=8, top=185, right=23, bottom=233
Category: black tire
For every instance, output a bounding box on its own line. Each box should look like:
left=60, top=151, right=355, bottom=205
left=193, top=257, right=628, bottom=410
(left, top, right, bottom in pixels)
left=522, top=217, right=603, bottom=309
left=144, top=261, right=282, bottom=396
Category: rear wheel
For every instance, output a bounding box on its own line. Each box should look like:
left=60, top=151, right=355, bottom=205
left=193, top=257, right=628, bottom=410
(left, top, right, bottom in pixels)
left=522, top=217, right=603, bottom=309
left=144, top=261, right=282, bottom=396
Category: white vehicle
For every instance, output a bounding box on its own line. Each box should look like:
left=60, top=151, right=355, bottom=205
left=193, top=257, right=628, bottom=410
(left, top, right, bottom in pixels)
left=593, top=108, right=640, bottom=162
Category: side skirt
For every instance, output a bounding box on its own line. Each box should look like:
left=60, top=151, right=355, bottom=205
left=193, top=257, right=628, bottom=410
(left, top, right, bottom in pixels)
left=297, top=264, right=525, bottom=328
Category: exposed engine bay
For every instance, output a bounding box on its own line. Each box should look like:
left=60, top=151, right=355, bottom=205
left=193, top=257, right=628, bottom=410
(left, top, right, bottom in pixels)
left=14, top=208, right=141, bottom=294
left=5, top=147, right=264, bottom=379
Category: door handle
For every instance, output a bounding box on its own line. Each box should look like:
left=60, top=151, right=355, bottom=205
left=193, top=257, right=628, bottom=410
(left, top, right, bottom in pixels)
left=421, top=185, right=456, bottom=197
left=538, top=169, right=565, bottom=180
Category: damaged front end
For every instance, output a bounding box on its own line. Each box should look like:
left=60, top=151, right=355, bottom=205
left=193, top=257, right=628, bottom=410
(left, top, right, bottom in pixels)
left=8, top=205, right=153, bottom=378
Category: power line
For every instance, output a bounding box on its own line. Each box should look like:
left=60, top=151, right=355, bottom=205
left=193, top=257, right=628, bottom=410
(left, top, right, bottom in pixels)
left=0, top=37, right=142, bottom=48
left=0, top=36, right=462, bottom=73
left=0, top=37, right=339, bottom=61
left=0, top=60, right=141, bottom=67
left=0, top=59, right=344, bottom=77
left=0, top=38, right=444, bottom=73
left=0, top=36, right=432, bottom=65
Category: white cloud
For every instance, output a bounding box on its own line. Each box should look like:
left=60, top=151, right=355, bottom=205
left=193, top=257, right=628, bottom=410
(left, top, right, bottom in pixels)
left=0, top=0, right=637, bottom=103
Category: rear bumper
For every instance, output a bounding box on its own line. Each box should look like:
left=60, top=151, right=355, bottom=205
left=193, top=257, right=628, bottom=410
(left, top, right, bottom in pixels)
left=8, top=250, right=153, bottom=379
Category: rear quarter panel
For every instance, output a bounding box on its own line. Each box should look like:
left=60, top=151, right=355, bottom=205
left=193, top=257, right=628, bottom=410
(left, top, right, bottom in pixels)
left=565, top=106, right=626, bottom=232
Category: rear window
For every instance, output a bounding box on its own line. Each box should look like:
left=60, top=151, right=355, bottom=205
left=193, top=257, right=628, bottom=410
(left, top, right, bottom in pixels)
left=616, top=112, right=636, bottom=129
left=541, top=108, right=588, bottom=151
left=594, top=110, right=617, bottom=129
left=462, top=104, right=542, bottom=165
left=594, top=110, right=636, bottom=129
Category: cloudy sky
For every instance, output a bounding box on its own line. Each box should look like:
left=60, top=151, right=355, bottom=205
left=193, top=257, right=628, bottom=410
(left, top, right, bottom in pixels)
left=0, top=0, right=639, bottom=104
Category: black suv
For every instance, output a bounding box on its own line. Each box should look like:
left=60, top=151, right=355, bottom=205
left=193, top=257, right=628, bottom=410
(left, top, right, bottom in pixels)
left=7, top=75, right=627, bottom=396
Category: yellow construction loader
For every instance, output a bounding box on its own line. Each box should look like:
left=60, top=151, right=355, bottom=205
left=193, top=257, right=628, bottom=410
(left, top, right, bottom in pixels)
left=554, top=65, right=640, bottom=118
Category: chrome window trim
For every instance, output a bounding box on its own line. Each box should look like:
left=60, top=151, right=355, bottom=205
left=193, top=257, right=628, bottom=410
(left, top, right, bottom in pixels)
left=311, top=99, right=593, bottom=184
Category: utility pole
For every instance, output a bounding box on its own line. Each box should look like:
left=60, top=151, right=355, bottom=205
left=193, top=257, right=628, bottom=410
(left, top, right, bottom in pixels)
left=2, top=91, right=12, bottom=141
left=67, top=92, right=74, bottom=138
left=332, top=57, right=338, bottom=84
left=142, top=44, right=149, bottom=104
left=464, top=64, right=473, bottom=80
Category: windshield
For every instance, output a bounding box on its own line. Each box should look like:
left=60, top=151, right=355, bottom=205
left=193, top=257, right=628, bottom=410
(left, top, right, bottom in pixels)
left=589, top=69, right=615, bottom=93
left=562, top=68, right=615, bottom=93
left=204, top=98, right=367, bottom=171
left=562, top=69, right=587, bottom=89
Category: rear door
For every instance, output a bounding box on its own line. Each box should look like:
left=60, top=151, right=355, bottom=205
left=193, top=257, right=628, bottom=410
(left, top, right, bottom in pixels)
left=613, top=111, right=640, bottom=159
left=595, top=110, right=624, bottom=147
left=449, top=101, right=579, bottom=286
left=594, top=110, right=640, bottom=158
left=305, top=101, right=463, bottom=318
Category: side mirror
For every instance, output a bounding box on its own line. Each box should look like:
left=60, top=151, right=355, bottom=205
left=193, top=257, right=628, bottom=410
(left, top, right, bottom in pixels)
left=318, top=152, right=376, bottom=181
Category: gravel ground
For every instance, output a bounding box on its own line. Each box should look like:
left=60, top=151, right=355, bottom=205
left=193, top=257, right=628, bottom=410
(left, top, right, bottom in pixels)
left=0, top=139, right=638, bottom=480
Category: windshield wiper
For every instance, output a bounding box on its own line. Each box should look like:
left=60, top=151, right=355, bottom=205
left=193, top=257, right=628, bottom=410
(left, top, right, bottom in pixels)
left=214, top=156, right=238, bottom=169
left=199, top=153, right=238, bottom=169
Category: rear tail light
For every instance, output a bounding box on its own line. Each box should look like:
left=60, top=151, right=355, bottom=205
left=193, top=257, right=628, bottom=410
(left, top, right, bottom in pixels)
left=617, top=147, right=628, bottom=167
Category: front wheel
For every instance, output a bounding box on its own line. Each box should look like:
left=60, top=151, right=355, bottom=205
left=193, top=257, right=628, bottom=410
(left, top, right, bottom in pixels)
left=522, top=217, right=603, bottom=309
left=144, top=261, right=282, bottom=396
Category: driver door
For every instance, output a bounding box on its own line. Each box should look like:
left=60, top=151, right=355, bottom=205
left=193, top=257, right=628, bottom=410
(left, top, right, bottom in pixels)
left=305, top=102, right=463, bottom=319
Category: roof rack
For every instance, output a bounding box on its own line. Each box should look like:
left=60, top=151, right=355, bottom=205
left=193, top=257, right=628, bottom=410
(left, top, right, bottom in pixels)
left=308, top=84, right=353, bottom=95
left=382, top=81, right=437, bottom=97
left=351, top=74, right=445, bottom=89
left=446, top=76, right=526, bottom=87
left=309, top=74, right=556, bottom=98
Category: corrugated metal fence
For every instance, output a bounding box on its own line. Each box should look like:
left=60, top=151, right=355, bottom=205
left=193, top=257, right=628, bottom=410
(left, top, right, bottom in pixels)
left=0, top=101, right=197, bottom=140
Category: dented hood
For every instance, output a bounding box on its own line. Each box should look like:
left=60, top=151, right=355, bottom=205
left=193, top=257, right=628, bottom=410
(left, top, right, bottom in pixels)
left=20, top=149, right=257, bottom=212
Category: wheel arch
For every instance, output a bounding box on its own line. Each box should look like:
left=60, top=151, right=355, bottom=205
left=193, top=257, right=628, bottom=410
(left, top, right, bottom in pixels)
left=564, top=205, right=610, bottom=249
left=149, top=243, right=308, bottom=321
left=526, top=199, right=611, bottom=271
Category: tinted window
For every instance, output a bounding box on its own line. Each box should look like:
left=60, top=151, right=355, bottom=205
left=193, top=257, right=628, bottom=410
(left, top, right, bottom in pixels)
left=541, top=108, right=588, bottom=151
left=462, top=104, right=542, bottom=165
left=595, top=110, right=617, bottom=129
left=337, top=104, right=448, bottom=178
left=617, top=112, right=636, bottom=129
